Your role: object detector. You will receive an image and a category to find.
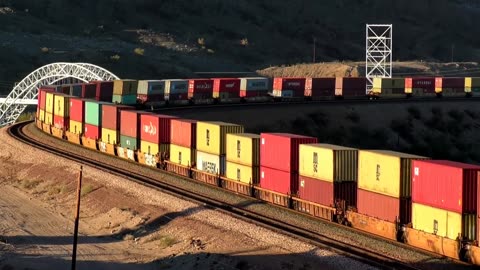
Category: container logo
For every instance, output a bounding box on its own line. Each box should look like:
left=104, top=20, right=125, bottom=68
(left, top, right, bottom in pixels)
left=376, top=164, right=381, bottom=181
left=197, top=83, right=212, bottom=89
left=202, top=160, right=217, bottom=174
left=226, top=82, right=236, bottom=88
left=313, top=152, right=318, bottom=173
left=287, top=82, right=301, bottom=87
left=300, top=180, right=305, bottom=188
left=414, top=167, right=419, bottom=176
left=237, top=140, right=241, bottom=158
left=206, top=129, right=210, bottom=146
left=144, top=122, right=157, bottom=136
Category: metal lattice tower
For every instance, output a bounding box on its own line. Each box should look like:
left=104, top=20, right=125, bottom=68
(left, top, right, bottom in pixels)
left=0, top=62, right=119, bottom=127
left=365, top=24, right=393, bottom=93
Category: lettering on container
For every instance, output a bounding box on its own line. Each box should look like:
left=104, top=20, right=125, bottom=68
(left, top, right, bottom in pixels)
left=237, top=140, right=241, bottom=158
left=300, top=180, right=305, bottom=188
left=206, top=129, right=210, bottom=146
left=237, top=168, right=241, bottom=181
left=376, top=164, right=381, bottom=181
left=416, top=81, right=432, bottom=86
left=287, top=82, right=300, bottom=87
left=57, top=100, right=61, bottom=114
left=202, top=160, right=217, bottom=174
left=313, top=152, right=318, bottom=173
left=178, top=151, right=182, bottom=164
left=433, top=220, right=438, bottom=235
left=196, top=83, right=212, bottom=89
left=414, top=167, right=419, bottom=176
left=225, top=82, right=235, bottom=88
left=143, top=121, right=157, bottom=136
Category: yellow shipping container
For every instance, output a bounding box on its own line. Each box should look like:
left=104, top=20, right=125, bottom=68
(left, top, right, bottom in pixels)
left=53, top=94, right=70, bottom=117
left=101, top=128, right=118, bottom=145
left=226, top=161, right=259, bottom=185
left=45, top=112, right=53, bottom=125
left=38, top=109, right=45, bottom=122
left=46, top=92, right=55, bottom=114
left=140, top=140, right=169, bottom=156
left=226, top=133, right=260, bottom=166
left=412, top=203, right=462, bottom=240
left=169, top=144, right=196, bottom=167
left=69, top=120, right=83, bottom=135
left=113, top=79, right=138, bottom=95
left=358, top=150, right=428, bottom=198
left=299, top=144, right=357, bottom=182
left=196, top=121, right=244, bottom=156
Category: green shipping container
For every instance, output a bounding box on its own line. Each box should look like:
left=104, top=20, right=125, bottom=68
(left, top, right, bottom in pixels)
left=112, top=94, right=137, bottom=105
left=85, top=101, right=108, bottom=126
left=120, top=135, right=139, bottom=150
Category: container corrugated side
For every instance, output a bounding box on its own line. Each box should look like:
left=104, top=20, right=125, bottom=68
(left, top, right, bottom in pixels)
left=140, top=114, right=178, bottom=144
left=102, top=104, right=134, bottom=131
left=53, top=94, right=70, bottom=117
left=101, top=128, right=119, bottom=145
left=46, top=92, right=55, bottom=114
left=84, top=124, right=100, bottom=140
left=85, top=101, right=106, bottom=126
left=226, top=161, right=259, bottom=185
left=463, top=213, right=477, bottom=242
left=260, top=166, right=298, bottom=195
left=298, top=175, right=334, bottom=207
left=69, top=98, right=85, bottom=122
left=69, top=120, right=83, bottom=135
left=196, top=150, right=226, bottom=175
left=171, top=119, right=197, bottom=148
left=412, top=160, right=480, bottom=214
left=196, top=121, right=244, bottom=156
left=412, top=202, right=462, bottom=240
left=260, top=133, right=318, bottom=173
left=120, top=135, right=139, bottom=150
left=113, top=79, right=138, bottom=96
left=226, top=133, right=260, bottom=167
left=357, top=188, right=411, bottom=224
left=120, top=110, right=142, bottom=138
left=358, top=150, right=428, bottom=198
left=299, top=143, right=357, bottom=182
left=169, top=144, right=196, bottom=167
left=140, top=140, right=169, bottom=156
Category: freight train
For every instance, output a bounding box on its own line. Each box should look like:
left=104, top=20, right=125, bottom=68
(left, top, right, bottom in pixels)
left=35, top=80, right=480, bottom=265
left=49, top=76, right=480, bottom=109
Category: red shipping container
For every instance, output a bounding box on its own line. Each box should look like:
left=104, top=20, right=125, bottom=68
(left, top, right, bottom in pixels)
left=120, top=110, right=145, bottom=138
left=53, top=115, right=69, bottom=130
left=298, top=176, right=357, bottom=208
left=273, top=78, right=306, bottom=94
left=260, top=166, right=298, bottom=195
left=435, top=77, right=465, bottom=89
left=412, top=160, right=480, bottom=214
left=188, top=79, right=214, bottom=98
left=405, top=78, right=413, bottom=88
left=69, top=98, right=85, bottom=122
left=101, top=104, right=134, bottom=130
left=412, top=77, right=435, bottom=93
left=140, top=113, right=179, bottom=144
left=171, top=119, right=197, bottom=148
left=84, top=123, right=100, bottom=140
left=213, top=78, right=241, bottom=93
left=305, top=78, right=335, bottom=97
left=357, top=188, right=412, bottom=224
left=260, top=133, right=318, bottom=172
left=82, top=83, right=97, bottom=99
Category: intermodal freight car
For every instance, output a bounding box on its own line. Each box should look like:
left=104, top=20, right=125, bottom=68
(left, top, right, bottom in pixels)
left=35, top=84, right=480, bottom=265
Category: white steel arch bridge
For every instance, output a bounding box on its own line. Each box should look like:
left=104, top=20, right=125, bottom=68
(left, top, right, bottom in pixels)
left=0, top=62, right=119, bottom=127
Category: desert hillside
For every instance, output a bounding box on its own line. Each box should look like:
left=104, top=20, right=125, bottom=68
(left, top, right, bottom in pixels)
left=0, top=1, right=480, bottom=94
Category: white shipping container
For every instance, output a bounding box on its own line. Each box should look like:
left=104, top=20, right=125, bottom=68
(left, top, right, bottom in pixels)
left=240, top=77, right=270, bottom=91
left=164, top=79, right=189, bottom=95
left=196, top=150, right=226, bottom=175
left=137, top=80, right=165, bottom=95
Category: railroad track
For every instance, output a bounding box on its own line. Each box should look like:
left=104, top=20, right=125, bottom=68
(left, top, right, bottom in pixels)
left=9, top=120, right=424, bottom=270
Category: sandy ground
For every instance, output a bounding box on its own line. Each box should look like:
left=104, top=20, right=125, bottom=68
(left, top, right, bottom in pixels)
left=0, top=127, right=377, bottom=270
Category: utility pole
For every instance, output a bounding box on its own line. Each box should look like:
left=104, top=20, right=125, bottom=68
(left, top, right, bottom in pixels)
left=313, top=37, right=316, bottom=63
left=71, top=166, right=83, bottom=270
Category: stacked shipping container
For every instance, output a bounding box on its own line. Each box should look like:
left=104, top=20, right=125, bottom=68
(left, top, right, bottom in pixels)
left=165, top=79, right=189, bottom=102
left=305, top=78, right=336, bottom=99
left=101, top=104, right=134, bottom=145
left=405, top=77, right=435, bottom=96
left=298, top=144, right=358, bottom=208
left=112, top=80, right=138, bottom=105
left=120, top=110, right=145, bottom=150
left=69, top=97, right=85, bottom=135
left=84, top=101, right=109, bottom=140
left=45, top=92, right=55, bottom=125
left=196, top=121, right=244, bottom=175
left=260, top=133, right=318, bottom=195
left=137, top=80, right=165, bottom=103
left=239, top=77, right=269, bottom=98
left=225, top=133, right=260, bottom=184
left=272, top=78, right=306, bottom=98
left=435, top=77, right=465, bottom=96
left=335, top=77, right=367, bottom=97
left=169, top=119, right=197, bottom=167
left=140, top=114, right=178, bottom=155
left=465, top=77, right=480, bottom=96
left=188, top=79, right=214, bottom=100
left=213, top=78, right=241, bottom=99
left=357, top=150, right=428, bottom=224
left=372, top=78, right=405, bottom=96
left=53, top=93, right=70, bottom=130
left=37, top=87, right=54, bottom=122
left=412, top=160, right=480, bottom=241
